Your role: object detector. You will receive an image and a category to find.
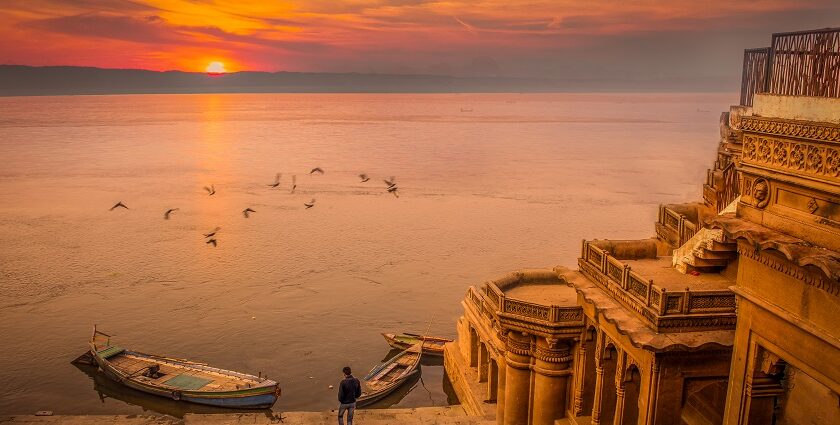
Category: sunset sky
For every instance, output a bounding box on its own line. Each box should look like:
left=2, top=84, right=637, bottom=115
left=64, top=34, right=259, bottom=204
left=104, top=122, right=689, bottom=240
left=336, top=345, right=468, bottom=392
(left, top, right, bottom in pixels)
left=0, top=0, right=837, bottom=80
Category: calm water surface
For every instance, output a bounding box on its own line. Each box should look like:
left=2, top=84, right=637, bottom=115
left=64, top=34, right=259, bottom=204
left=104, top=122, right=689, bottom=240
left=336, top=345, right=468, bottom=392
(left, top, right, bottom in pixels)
left=0, top=93, right=731, bottom=415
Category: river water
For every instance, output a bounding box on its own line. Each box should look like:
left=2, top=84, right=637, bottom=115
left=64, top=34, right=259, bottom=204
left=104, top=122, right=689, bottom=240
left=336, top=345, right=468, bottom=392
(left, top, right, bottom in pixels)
left=0, top=92, right=731, bottom=416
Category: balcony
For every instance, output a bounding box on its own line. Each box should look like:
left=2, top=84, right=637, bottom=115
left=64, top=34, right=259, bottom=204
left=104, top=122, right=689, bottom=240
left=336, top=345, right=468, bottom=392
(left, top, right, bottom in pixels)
left=578, top=239, right=736, bottom=332
left=464, top=269, right=584, bottom=337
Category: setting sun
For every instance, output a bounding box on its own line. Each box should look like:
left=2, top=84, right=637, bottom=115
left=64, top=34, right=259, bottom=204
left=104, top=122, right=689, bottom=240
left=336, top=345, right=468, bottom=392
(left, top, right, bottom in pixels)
left=205, top=61, right=226, bottom=74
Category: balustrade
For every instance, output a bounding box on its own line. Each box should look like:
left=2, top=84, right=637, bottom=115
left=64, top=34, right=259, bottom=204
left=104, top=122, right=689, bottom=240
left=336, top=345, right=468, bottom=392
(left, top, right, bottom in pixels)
left=578, top=240, right=737, bottom=330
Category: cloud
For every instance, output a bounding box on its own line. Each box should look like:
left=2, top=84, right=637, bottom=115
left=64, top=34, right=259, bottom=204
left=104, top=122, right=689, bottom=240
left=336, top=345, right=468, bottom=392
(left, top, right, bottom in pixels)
left=25, top=12, right=176, bottom=44
left=1, top=0, right=839, bottom=77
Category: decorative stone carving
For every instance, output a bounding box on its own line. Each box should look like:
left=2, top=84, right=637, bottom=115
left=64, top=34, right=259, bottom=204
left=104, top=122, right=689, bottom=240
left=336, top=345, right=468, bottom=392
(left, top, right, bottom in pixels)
left=740, top=116, right=840, bottom=143
left=533, top=344, right=573, bottom=363
left=505, top=331, right=531, bottom=356
left=808, top=198, right=819, bottom=213
left=743, top=134, right=840, bottom=180
left=752, top=178, right=769, bottom=209
left=737, top=246, right=839, bottom=297
left=505, top=299, right=550, bottom=321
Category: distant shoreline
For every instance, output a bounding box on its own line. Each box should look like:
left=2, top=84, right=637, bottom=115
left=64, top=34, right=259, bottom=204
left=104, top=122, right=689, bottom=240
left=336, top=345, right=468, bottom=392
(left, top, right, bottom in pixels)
left=0, top=65, right=737, bottom=97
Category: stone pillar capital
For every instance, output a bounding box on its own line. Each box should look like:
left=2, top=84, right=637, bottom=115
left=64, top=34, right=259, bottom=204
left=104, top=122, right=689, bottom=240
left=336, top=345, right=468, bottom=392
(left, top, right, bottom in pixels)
left=505, top=330, right=532, bottom=356
left=533, top=336, right=573, bottom=367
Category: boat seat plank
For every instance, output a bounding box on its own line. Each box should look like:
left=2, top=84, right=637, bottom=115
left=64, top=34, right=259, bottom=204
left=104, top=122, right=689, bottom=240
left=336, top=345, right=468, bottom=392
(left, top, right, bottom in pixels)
left=97, top=346, right=125, bottom=359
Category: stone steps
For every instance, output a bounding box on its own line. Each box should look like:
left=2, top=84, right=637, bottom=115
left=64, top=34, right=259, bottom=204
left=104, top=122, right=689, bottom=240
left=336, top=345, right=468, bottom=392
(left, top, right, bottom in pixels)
left=184, top=407, right=494, bottom=425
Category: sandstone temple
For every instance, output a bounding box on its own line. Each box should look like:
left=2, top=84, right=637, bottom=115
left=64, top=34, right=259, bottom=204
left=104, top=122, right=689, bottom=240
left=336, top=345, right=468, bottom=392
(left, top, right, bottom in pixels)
left=444, top=28, right=840, bottom=425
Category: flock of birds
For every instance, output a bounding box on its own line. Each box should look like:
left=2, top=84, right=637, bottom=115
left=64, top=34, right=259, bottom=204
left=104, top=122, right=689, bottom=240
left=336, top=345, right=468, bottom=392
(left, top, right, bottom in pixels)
left=107, top=167, right=400, bottom=247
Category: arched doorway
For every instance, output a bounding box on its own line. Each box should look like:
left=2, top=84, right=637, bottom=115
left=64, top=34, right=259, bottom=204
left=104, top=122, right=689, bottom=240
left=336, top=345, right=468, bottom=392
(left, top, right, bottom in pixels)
left=469, top=327, right=479, bottom=367
left=622, top=364, right=642, bottom=425
left=600, top=344, right=618, bottom=424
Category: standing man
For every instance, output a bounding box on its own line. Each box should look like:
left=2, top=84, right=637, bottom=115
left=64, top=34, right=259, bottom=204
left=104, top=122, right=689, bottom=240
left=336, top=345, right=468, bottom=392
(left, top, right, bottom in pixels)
left=338, top=366, right=362, bottom=425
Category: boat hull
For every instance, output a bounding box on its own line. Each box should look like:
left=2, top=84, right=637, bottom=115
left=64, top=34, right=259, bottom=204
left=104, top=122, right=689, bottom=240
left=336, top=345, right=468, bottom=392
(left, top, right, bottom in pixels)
left=93, top=352, right=278, bottom=409
left=356, top=369, right=418, bottom=407
left=382, top=333, right=451, bottom=356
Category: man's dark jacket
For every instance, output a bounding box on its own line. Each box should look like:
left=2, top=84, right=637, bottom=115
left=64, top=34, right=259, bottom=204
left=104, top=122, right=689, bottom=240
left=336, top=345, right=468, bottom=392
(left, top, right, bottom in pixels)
left=338, top=375, right=362, bottom=404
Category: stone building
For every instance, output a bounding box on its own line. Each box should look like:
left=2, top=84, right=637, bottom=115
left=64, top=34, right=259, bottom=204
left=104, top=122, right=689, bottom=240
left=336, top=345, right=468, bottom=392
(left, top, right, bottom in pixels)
left=445, top=28, right=840, bottom=425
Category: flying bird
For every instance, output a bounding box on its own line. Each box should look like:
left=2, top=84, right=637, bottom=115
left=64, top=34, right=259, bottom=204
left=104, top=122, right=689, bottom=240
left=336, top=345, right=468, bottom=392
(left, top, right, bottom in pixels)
left=164, top=208, right=179, bottom=220
left=359, top=173, right=370, bottom=183
left=206, top=238, right=217, bottom=247
left=310, top=167, right=324, bottom=175
left=203, top=227, right=221, bottom=238
left=242, top=208, right=256, bottom=218
left=387, top=186, right=399, bottom=198
left=204, top=185, right=216, bottom=196
left=304, top=199, right=316, bottom=209
left=109, top=202, right=129, bottom=211
left=267, top=173, right=281, bottom=188
left=290, top=175, right=297, bottom=193
left=384, top=176, right=396, bottom=188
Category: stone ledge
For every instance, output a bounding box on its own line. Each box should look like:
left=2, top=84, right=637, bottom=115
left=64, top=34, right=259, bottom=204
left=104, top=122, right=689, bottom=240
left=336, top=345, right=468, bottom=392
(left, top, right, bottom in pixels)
left=0, top=415, right=180, bottom=425
left=185, top=407, right=485, bottom=425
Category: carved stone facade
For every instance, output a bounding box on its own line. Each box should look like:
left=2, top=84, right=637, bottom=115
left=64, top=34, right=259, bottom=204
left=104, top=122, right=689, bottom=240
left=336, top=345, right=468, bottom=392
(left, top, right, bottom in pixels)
left=446, top=30, right=839, bottom=425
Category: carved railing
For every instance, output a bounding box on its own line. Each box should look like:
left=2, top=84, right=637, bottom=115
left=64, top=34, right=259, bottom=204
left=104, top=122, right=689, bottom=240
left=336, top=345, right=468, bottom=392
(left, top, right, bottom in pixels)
left=740, top=28, right=840, bottom=106
left=657, top=205, right=699, bottom=246
left=464, top=273, right=584, bottom=329
left=579, top=240, right=737, bottom=331
left=704, top=160, right=740, bottom=213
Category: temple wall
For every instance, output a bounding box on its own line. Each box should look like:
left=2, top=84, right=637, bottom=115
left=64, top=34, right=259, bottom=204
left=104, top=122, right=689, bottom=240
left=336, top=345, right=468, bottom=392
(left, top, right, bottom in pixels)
left=722, top=252, right=840, bottom=425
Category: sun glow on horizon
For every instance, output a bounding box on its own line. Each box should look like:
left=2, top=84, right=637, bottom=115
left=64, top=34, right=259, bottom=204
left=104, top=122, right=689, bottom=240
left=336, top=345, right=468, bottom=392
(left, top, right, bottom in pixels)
left=205, top=61, right=226, bottom=75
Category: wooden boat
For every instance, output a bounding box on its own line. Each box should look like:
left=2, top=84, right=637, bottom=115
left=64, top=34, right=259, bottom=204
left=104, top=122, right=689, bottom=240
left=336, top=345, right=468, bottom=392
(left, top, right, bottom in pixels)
left=87, top=326, right=280, bottom=409
left=381, top=333, right=452, bottom=356
left=357, top=344, right=422, bottom=407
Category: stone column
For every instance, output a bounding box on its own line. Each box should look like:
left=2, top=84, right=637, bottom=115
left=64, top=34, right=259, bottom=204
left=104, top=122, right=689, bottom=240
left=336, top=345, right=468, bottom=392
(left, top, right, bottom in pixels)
left=532, top=337, right=574, bottom=425
left=644, top=358, right=660, bottom=425
left=591, top=332, right=605, bottom=425
left=503, top=331, right=532, bottom=425
left=496, top=357, right=507, bottom=423
left=613, top=353, right=627, bottom=425
left=572, top=333, right=588, bottom=416
left=479, top=343, right=489, bottom=382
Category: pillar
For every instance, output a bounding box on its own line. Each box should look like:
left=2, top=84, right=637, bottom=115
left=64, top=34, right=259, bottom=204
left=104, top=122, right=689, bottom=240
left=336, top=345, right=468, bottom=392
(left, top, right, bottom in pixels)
left=503, top=331, right=532, bottom=425
left=479, top=342, right=490, bottom=382
left=497, top=356, right=507, bottom=423
left=644, top=358, right=660, bottom=425
left=591, top=332, right=606, bottom=425
left=613, top=353, right=627, bottom=424
left=532, top=337, right=574, bottom=425
left=573, top=328, right=596, bottom=417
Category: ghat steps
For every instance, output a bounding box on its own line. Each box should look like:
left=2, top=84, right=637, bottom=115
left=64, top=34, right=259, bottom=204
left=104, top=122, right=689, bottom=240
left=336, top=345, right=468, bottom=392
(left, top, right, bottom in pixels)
left=1, top=407, right=499, bottom=425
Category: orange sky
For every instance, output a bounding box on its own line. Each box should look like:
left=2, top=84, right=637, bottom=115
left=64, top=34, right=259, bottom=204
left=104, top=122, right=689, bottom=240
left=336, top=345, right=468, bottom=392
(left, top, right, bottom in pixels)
left=0, top=1, right=837, bottom=78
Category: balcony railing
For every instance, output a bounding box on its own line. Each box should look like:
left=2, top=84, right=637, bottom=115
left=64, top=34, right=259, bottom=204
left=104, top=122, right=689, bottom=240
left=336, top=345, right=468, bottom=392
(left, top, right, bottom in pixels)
left=740, top=28, right=839, bottom=106
left=657, top=205, right=699, bottom=247
left=740, top=48, right=770, bottom=107
left=463, top=273, right=584, bottom=330
left=578, top=240, right=736, bottom=331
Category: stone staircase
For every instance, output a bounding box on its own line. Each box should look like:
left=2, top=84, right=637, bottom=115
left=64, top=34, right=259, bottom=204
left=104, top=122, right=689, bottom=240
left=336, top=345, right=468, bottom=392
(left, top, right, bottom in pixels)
left=672, top=198, right=740, bottom=274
